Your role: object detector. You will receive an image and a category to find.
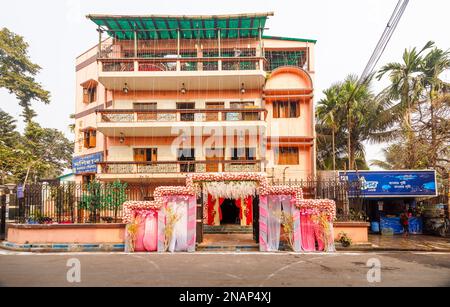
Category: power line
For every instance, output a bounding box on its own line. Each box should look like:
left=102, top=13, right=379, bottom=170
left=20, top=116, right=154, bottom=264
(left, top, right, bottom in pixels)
left=346, top=0, right=409, bottom=170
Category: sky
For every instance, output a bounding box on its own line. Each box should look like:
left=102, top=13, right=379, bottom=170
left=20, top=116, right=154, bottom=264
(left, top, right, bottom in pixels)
left=1, top=0, right=449, bottom=167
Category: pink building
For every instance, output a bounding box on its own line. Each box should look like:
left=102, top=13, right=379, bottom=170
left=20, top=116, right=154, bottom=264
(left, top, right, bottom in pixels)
left=74, top=12, right=316, bottom=191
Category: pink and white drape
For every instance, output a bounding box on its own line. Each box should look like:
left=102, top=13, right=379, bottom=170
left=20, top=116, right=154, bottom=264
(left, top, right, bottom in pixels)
left=134, top=210, right=158, bottom=252
left=260, top=194, right=333, bottom=252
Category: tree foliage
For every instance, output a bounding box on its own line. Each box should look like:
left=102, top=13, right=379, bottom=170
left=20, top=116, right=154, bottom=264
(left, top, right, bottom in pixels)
left=373, top=42, right=450, bottom=180
left=316, top=75, right=387, bottom=170
left=0, top=27, right=50, bottom=122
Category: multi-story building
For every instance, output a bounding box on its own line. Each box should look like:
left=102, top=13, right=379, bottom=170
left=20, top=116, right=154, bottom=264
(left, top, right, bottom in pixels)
left=74, top=12, right=316, bottom=193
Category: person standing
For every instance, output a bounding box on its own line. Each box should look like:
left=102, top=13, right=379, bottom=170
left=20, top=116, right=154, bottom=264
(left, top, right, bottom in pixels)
left=400, top=211, right=409, bottom=238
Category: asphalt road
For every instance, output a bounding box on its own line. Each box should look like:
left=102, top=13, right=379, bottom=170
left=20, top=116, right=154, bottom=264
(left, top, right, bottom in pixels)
left=0, top=250, right=449, bottom=287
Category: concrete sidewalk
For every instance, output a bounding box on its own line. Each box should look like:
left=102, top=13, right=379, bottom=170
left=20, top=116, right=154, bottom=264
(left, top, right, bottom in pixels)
left=336, top=234, right=450, bottom=252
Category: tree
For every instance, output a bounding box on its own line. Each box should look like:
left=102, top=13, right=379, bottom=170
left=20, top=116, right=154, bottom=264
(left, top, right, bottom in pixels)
left=316, top=75, right=387, bottom=171
left=0, top=28, right=50, bottom=123
left=20, top=122, right=73, bottom=184
left=376, top=41, right=434, bottom=167
left=0, top=109, right=24, bottom=183
left=373, top=43, right=450, bottom=181
left=420, top=47, right=450, bottom=168
left=316, top=84, right=341, bottom=170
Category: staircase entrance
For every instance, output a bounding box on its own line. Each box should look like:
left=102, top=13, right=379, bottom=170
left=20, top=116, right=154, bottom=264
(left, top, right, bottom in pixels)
left=198, top=197, right=260, bottom=251
left=220, top=198, right=240, bottom=224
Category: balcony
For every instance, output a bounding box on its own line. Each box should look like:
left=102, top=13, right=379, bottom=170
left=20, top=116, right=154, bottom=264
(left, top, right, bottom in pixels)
left=96, top=160, right=264, bottom=180
left=96, top=108, right=267, bottom=136
left=97, top=56, right=266, bottom=91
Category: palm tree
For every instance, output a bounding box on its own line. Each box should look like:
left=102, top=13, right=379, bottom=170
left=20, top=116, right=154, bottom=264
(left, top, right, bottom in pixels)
left=420, top=47, right=450, bottom=167
left=316, top=84, right=341, bottom=170
left=376, top=41, right=434, bottom=166
left=316, top=75, right=384, bottom=171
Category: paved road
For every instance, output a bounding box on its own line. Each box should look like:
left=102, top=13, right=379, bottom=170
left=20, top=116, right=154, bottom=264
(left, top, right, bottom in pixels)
left=0, top=250, right=449, bottom=287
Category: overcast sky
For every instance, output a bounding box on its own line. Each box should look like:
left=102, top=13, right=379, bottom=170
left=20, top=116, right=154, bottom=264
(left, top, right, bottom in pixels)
left=1, top=0, right=449, bottom=167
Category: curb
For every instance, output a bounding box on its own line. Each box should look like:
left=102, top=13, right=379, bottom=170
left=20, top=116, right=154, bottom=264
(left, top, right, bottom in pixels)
left=0, top=241, right=125, bottom=253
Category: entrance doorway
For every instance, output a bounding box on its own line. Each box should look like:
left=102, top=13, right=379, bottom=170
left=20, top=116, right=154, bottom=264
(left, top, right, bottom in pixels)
left=220, top=198, right=240, bottom=224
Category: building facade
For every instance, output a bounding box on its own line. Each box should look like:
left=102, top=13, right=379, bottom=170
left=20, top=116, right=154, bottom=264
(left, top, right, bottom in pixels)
left=74, top=12, right=316, bottom=193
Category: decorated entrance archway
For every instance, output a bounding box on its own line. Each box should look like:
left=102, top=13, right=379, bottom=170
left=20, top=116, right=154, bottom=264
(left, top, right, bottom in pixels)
left=122, top=172, right=336, bottom=253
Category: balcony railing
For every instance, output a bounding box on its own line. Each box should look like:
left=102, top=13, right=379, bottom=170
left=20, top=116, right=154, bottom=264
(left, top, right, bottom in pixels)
left=99, top=57, right=264, bottom=73
left=98, top=108, right=267, bottom=123
left=97, top=160, right=264, bottom=174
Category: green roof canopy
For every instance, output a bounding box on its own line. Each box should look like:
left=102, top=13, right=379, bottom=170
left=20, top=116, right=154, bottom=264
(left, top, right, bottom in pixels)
left=87, top=13, right=273, bottom=40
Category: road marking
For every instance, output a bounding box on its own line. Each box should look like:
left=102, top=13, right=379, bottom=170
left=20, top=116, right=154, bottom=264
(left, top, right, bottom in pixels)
left=259, top=260, right=306, bottom=286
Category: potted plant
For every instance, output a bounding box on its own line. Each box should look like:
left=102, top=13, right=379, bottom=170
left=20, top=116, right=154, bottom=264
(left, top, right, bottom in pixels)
left=338, top=232, right=352, bottom=247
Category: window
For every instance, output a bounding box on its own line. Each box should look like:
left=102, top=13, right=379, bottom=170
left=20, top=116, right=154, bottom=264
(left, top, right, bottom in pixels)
left=274, top=147, right=299, bottom=165
left=230, top=101, right=254, bottom=109
left=205, top=148, right=224, bottom=172
left=227, top=101, right=258, bottom=121
left=205, top=102, right=224, bottom=121
left=82, top=86, right=97, bottom=104
left=133, top=148, right=158, bottom=162
left=83, top=129, right=96, bottom=148
left=231, top=148, right=256, bottom=161
left=177, top=148, right=195, bottom=172
left=265, top=50, right=307, bottom=71
left=176, top=102, right=195, bottom=121
left=133, top=102, right=157, bottom=110
left=273, top=101, right=300, bottom=118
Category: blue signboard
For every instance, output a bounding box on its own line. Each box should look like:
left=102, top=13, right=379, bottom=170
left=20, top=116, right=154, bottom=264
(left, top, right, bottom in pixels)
left=72, top=152, right=103, bottom=174
left=338, top=170, right=437, bottom=197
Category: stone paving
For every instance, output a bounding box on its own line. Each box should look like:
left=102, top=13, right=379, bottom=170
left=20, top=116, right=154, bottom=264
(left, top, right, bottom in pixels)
left=366, top=234, right=450, bottom=251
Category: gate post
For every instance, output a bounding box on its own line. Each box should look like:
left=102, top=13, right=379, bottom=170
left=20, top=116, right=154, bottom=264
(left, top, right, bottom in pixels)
left=0, top=190, right=6, bottom=240
left=196, top=184, right=204, bottom=243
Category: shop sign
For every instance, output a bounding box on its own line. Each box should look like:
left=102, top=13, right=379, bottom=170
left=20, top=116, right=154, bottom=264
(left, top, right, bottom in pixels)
left=72, top=152, right=103, bottom=174
left=339, top=170, right=437, bottom=197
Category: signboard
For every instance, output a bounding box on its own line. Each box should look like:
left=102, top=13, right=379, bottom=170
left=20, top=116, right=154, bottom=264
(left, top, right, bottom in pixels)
left=16, top=184, right=24, bottom=199
left=72, top=152, right=103, bottom=174
left=338, top=170, right=437, bottom=197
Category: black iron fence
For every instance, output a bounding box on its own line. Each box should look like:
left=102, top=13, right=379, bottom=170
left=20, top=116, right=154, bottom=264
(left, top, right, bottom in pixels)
left=8, top=182, right=157, bottom=224
left=271, top=178, right=366, bottom=220
left=7, top=179, right=366, bottom=224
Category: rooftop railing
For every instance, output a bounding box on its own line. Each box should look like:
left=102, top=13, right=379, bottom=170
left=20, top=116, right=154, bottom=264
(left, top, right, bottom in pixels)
left=99, top=57, right=264, bottom=72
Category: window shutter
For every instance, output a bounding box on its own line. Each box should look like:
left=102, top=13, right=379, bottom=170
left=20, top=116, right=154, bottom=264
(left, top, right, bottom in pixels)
left=90, top=87, right=97, bottom=103
left=273, top=102, right=279, bottom=118
left=83, top=132, right=89, bottom=148
left=89, top=130, right=96, bottom=148
left=83, top=89, right=89, bottom=103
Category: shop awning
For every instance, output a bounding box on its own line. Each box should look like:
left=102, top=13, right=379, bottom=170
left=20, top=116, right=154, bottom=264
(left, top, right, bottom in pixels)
left=87, top=12, right=273, bottom=40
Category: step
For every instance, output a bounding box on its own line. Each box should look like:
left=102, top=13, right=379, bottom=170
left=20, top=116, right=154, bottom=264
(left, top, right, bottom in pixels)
left=196, top=245, right=259, bottom=252
left=197, top=233, right=259, bottom=251
left=203, top=225, right=253, bottom=234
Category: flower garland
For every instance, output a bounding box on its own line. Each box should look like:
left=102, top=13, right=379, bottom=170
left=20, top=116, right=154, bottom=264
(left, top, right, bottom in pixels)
left=123, top=201, right=160, bottom=224
left=123, top=186, right=195, bottom=223
left=296, top=199, right=336, bottom=221
left=204, top=181, right=257, bottom=199
left=186, top=172, right=267, bottom=192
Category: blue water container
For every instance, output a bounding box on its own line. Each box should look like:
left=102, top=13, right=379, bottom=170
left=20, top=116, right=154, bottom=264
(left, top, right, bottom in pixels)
left=371, top=221, right=380, bottom=233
